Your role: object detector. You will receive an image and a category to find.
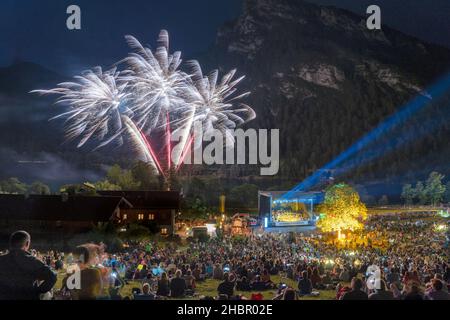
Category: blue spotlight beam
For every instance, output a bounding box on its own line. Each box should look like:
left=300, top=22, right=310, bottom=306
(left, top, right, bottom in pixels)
left=335, top=114, right=448, bottom=175
left=282, top=73, right=450, bottom=199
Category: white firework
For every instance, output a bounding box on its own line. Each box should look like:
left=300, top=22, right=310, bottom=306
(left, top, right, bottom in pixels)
left=32, top=29, right=256, bottom=175
left=186, top=60, right=256, bottom=147
left=121, top=30, right=193, bottom=134
left=122, top=116, right=160, bottom=173
left=32, top=67, right=132, bottom=149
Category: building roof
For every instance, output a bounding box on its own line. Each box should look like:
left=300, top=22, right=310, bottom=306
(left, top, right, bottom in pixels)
left=97, top=191, right=180, bottom=210
left=0, top=194, right=131, bottom=221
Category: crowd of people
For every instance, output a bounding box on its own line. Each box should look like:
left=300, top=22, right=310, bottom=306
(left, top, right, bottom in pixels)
left=0, top=213, right=448, bottom=300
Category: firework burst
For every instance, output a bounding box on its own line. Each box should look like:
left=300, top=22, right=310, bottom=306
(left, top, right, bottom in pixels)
left=121, top=30, right=193, bottom=133
left=32, top=29, right=255, bottom=180
left=186, top=60, right=256, bottom=148
left=32, top=67, right=132, bottom=149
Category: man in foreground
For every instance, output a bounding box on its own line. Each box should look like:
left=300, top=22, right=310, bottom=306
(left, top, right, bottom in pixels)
left=0, top=230, right=57, bottom=300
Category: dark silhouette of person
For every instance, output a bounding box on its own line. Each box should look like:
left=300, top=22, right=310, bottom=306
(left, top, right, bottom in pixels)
left=340, top=277, right=369, bottom=300
left=0, top=231, right=57, bottom=300
left=170, top=270, right=187, bottom=298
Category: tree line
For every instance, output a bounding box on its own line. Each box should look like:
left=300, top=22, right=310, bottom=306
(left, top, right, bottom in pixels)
left=0, top=162, right=262, bottom=218
left=400, top=171, right=447, bottom=206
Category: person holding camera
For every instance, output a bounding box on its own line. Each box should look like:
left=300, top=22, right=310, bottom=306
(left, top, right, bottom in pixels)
left=0, top=231, right=57, bottom=300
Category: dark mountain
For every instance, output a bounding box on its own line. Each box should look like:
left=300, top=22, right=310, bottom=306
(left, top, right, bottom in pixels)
left=199, top=0, right=450, bottom=185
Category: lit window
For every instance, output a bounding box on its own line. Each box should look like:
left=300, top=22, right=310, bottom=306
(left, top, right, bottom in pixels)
left=148, top=214, right=155, bottom=220
left=123, top=214, right=127, bottom=220
left=161, top=228, right=168, bottom=235
left=138, top=214, right=144, bottom=220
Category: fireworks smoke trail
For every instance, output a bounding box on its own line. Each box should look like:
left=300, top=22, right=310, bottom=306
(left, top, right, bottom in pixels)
left=122, top=115, right=159, bottom=173
left=166, top=112, right=172, bottom=171
left=176, top=135, right=194, bottom=172
left=120, top=30, right=198, bottom=170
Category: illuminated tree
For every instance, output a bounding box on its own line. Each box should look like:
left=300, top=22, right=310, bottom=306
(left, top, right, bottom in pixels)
left=317, top=183, right=367, bottom=238
left=0, top=178, right=28, bottom=194
left=401, top=184, right=415, bottom=205
left=93, top=180, right=121, bottom=191
left=28, top=181, right=51, bottom=195
left=414, top=181, right=427, bottom=205
left=106, top=164, right=141, bottom=190
left=425, top=171, right=446, bottom=206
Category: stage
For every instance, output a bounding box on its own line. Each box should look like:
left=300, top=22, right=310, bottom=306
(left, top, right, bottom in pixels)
left=258, top=190, right=323, bottom=229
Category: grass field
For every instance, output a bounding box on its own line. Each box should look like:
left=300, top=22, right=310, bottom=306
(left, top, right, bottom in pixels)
left=57, top=272, right=337, bottom=300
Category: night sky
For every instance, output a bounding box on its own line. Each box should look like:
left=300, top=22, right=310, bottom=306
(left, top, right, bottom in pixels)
left=1, top=0, right=449, bottom=75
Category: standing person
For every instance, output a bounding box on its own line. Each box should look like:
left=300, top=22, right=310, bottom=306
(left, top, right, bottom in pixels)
left=0, top=231, right=57, bottom=300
